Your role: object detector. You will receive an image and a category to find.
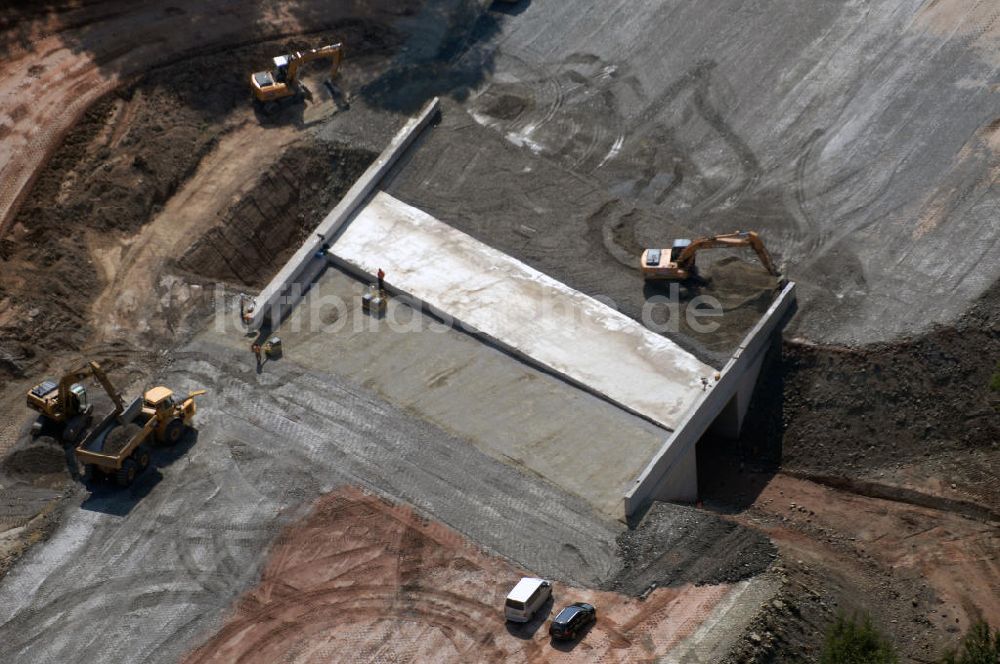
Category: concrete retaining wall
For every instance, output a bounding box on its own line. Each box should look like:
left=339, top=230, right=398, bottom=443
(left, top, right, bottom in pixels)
left=248, top=97, right=440, bottom=329
left=623, top=281, right=797, bottom=516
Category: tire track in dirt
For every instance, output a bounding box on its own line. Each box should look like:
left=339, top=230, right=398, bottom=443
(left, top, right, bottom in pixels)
left=723, top=471, right=1000, bottom=657
left=0, top=0, right=418, bottom=239
left=145, top=343, right=624, bottom=587
left=0, top=332, right=770, bottom=663
left=182, top=487, right=746, bottom=664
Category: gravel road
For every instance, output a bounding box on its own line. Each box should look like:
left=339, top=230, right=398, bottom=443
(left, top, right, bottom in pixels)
left=0, top=334, right=777, bottom=663
left=0, top=339, right=622, bottom=663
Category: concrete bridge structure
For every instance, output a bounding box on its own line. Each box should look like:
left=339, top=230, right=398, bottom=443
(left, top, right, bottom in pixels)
left=251, top=99, right=796, bottom=518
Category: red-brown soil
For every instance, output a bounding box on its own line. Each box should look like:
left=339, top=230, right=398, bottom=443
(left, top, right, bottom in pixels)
left=706, top=466, right=1000, bottom=661
left=184, top=487, right=741, bottom=663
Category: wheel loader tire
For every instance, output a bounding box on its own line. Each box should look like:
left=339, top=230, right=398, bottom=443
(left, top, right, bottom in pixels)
left=163, top=418, right=185, bottom=446
left=116, top=459, right=138, bottom=487
left=134, top=445, right=151, bottom=470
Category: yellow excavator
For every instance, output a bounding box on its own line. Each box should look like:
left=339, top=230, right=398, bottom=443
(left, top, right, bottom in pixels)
left=640, top=231, right=780, bottom=281
left=250, top=42, right=343, bottom=114
left=26, top=361, right=125, bottom=443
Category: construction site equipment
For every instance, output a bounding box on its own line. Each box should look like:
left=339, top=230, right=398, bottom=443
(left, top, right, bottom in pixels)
left=75, top=386, right=206, bottom=487
left=27, top=361, right=126, bottom=442
left=362, top=284, right=387, bottom=319
left=250, top=43, right=343, bottom=113
left=262, top=337, right=282, bottom=359
left=239, top=293, right=256, bottom=327
left=640, top=231, right=780, bottom=281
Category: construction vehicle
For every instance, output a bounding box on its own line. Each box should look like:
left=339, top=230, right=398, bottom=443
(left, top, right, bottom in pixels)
left=75, top=386, right=206, bottom=487
left=640, top=231, right=780, bottom=281
left=250, top=42, right=343, bottom=114
left=262, top=337, right=282, bottom=359
left=26, top=361, right=126, bottom=443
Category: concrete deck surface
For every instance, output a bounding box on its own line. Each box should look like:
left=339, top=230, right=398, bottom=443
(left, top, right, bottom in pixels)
left=330, top=192, right=715, bottom=432
left=260, top=269, right=667, bottom=518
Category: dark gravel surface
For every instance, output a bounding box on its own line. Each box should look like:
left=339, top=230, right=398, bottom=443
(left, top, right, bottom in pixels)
left=458, top=0, right=1000, bottom=346
left=608, top=502, right=777, bottom=596
left=735, top=280, right=1000, bottom=481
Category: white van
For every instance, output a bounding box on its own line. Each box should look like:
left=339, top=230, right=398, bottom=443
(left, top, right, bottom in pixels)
left=504, top=577, right=552, bottom=622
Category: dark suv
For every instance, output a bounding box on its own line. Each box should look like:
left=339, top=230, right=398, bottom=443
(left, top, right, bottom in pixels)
left=548, top=602, right=596, bottom=640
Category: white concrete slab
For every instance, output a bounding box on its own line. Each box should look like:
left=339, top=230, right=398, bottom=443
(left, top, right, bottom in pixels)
left=329, top=192, right=715, bottom=431
left=250, top=98, right=439, bottom=329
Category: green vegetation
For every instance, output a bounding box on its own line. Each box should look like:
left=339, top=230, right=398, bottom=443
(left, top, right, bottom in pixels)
left=941, top=621, right=1000, bottom=664
left=820, top=613, right=897, bottom=664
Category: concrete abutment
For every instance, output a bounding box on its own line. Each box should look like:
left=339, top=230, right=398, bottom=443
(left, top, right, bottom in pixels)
left=625, top=283, right=796, bottom=515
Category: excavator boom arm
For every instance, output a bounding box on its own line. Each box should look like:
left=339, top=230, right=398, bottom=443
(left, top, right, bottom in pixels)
left=53, top=361, right=125, bottom=418
left=286, top=43, right=343, bottom=84
left=89, top=361, right=126, bottom=413
left=676, top=231, right=780, bottom=276
left=747, top=234, right=779, bottom=276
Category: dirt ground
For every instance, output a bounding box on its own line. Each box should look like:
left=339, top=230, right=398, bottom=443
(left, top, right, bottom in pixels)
left=690, top=279, right=1000, bottom=660
left=462, top=0, right=1000, bottom=346
left=707, top=469, right=1000, bottom=663
left=0, top=336, right=777, bottom=663
left=177, top=142, right=375, bottom=287
left=183, top=486, right=754, bottom=663
left=0, top=13, right=405, bottom=381
left=0, top=7, right=413, bottom=600
left=731, top=278, right=1000, bottom=509
left=0, top=438, right=69, bottom=580
left=0, top=0, right=421, bottom=236
left=781, top=283, right=1000, bottom=478
left=0, top=0, right=420, bottom=626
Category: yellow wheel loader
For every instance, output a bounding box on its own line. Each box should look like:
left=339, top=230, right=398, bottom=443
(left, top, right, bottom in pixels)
left=250, top=43, right=343, bottom=114
left=75, top=386, right=206, bottom=487
left=640, top=231, right=780, bottom=281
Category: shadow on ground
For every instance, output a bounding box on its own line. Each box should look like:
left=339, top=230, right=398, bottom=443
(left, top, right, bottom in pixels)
left=697, top=340, right=785, bottom=512
left=1, top=0, right=501, bottom=116
left=80, top=430, right=199, bottom=516
left=359, top=0, right=502, bottom=112
left=548, top=620, right=595, bottom=652
left=489, top=0, right=531, bottom=17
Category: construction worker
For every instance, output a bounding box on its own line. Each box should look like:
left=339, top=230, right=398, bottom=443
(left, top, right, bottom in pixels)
left=240, top=294, right=255, bottom=327
left=252, top=342, right=262, bottom=369
left=377, top=268, right=385, bottom=293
